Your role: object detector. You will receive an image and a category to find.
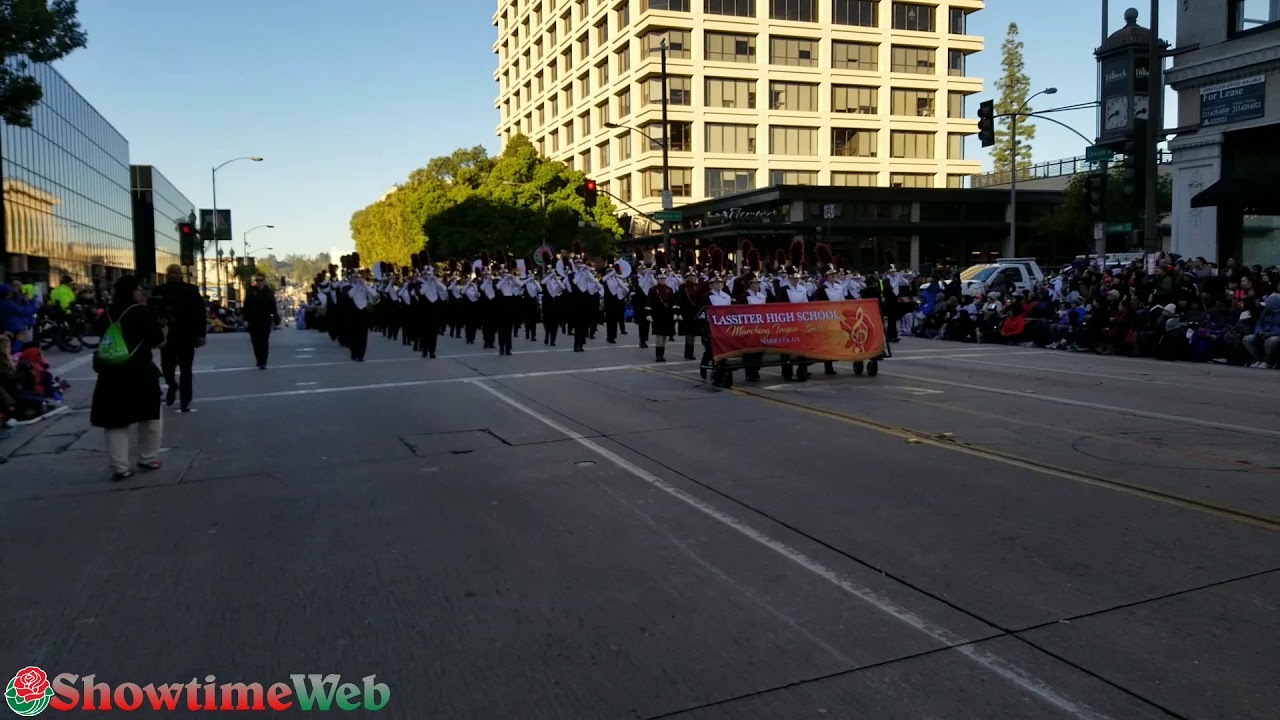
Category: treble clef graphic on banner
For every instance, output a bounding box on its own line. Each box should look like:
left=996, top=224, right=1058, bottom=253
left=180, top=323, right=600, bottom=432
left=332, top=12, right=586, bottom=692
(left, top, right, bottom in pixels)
left=841, top=306, right=873, bottom=353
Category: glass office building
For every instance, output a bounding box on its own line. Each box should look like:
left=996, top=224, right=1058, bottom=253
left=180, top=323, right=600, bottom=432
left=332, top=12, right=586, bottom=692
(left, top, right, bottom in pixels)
left=131, top=165, right=195, bottom=285
left=1, top=60, right=133, bottom=287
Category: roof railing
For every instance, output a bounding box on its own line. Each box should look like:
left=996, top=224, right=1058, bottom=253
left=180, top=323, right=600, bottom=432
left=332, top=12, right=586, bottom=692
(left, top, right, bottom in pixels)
left=971, top=149, right=1172, bottom=188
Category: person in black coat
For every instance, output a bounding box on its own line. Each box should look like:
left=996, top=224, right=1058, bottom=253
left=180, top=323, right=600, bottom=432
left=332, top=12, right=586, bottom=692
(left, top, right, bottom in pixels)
left=150, top=264, right=206, bottom=412
left=243, top=273, right=281, bottom=369
left=91, top=275, right=166, bottom=481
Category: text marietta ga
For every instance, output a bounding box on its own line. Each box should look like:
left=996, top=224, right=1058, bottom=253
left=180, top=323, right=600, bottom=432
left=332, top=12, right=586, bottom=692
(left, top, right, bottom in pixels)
left=40, top=673, right=389, bottom=712
left=709, top=310, right=840, bottom=326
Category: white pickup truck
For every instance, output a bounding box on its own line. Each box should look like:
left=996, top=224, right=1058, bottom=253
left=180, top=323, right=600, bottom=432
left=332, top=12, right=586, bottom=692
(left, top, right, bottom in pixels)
left=959, top=257, right=1046, bottom=298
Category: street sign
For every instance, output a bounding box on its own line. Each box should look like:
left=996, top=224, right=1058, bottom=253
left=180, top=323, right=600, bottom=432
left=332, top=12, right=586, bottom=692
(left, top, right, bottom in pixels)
left=823, top=204, right=836, bottom=219
left=1107, top=223, right=1133, bottom=232
left=1086, top=145, right=1114, bottom=163
left=653, top=210, right=682, bottom=222
left=1093, top=222, right=1105, bottom=241
left=661, top=190, right=674, bottom=211
left=534, top=244, right=552, bottom=264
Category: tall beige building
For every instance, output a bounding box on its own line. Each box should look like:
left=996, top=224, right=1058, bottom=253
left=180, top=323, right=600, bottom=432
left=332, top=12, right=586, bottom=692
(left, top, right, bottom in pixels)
left=493, top=0, right=984, bottom=217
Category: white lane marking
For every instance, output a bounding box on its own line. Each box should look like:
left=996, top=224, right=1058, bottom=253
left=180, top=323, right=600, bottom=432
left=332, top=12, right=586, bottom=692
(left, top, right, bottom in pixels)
left=890, top=351, right=1044, bottom=362
left=468, top=379, right=1109, bottom=720
left=186, top=362, right=696, bottom=404
left=881, top=371, right=1280, bottom=440
left=295, top=355, right=314, bottom=359
left=295, top=382, right=318, bottom=386
left=891, top=386, right=944, bottom=395
left=51, top=352, right=95, bottom=375
left=63, top=343, right=639, bottom=381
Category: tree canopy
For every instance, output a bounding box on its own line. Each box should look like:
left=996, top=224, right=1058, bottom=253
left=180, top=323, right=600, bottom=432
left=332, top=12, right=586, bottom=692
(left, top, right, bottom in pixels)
left=0, top=0, right=87, bottom=127
left=1036, top=169, right=1173, bottom=254
left=350, top=135, right=623, bottom=268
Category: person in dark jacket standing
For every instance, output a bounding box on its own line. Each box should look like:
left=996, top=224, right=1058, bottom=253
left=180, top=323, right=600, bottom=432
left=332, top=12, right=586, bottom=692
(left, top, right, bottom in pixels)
left=150, top=264, right=206, bottom=412
left=91, top=275, right=166, bottom=481
left=243, top=273, right=280, bottom=369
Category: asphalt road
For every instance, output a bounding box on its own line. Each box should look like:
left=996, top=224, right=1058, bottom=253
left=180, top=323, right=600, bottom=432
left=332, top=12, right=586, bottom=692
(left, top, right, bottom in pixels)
left=2, top=324, right=1277, bottom=719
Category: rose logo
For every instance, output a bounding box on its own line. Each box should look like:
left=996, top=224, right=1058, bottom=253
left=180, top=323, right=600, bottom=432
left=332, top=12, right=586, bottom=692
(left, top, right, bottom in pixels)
left=5, top=667, right=53, bottom=717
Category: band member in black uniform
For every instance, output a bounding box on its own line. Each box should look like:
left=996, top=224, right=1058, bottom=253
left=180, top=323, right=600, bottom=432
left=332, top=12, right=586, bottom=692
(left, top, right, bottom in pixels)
left=740, top=249, right=768, bottom=382
left=495, top=260, right=521, bottom=356
left=417, top=255, right=447, bottom=359
left=540, top=250, right=564, bottom=346
left=630, top=251, right=651, bottom=350
left=521, top=264, right=541, bottom=341
left=676, top=250, right=701, bottom=361
left=701, top=247, right=734, bottom=381
left=646, top=250, right=676, bottom=362
left=463, top=271, right=481, bottom=344
left=602, top=256, right=629, bottom=343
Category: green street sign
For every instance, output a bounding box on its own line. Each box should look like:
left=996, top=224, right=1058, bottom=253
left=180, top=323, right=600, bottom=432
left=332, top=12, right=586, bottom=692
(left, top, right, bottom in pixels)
left=653, top=210, right=682, bottom=221
left=1086, top=145, right=1114, bottom=163
left=1107, top=223, right=1133, bottom=232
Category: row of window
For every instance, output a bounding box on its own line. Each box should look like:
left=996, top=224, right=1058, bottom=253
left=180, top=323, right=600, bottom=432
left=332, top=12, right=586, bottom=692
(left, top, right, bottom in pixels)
left=499, top=0, right=969, bottom=62
left=541, top=124, right=968, bottom=162
left=586, top=166, right=968, bottom=202
left=503, top=26, right=971, bottom=90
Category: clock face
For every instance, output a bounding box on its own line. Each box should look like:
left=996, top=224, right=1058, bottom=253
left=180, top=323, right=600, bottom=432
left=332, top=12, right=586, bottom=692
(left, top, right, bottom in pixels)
left=1133, top=95, right=1149, bottom=121
left=1105, top=96, right=1130, bottom=131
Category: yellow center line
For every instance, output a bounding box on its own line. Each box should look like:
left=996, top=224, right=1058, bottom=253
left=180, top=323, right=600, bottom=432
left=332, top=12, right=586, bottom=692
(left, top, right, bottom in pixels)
left=640, top=366, right=1280, bottom=534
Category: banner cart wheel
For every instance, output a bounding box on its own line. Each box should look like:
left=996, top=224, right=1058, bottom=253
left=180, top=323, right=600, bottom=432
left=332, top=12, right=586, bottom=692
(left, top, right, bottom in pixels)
left=867, top=360, right=879, bottom=377
left=853, top=361, right=864, bottom=376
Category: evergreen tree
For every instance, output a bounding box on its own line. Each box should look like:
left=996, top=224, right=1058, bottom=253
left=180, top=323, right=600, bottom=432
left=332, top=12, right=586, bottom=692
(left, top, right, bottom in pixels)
left=991, top=22, right=1035, bottom=175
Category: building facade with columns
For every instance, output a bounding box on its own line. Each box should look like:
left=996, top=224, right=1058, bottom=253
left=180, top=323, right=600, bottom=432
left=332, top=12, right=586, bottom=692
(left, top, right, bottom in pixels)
left=1167, top=0, right=1280, bottom=267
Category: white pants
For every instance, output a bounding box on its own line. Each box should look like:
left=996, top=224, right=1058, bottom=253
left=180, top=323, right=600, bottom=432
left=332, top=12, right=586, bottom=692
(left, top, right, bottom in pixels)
left=104, top=417, right=163, bottom=474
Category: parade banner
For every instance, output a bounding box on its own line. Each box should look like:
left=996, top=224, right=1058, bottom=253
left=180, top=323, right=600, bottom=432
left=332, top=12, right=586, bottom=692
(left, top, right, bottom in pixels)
left=707, top=299, right=886, bottom=362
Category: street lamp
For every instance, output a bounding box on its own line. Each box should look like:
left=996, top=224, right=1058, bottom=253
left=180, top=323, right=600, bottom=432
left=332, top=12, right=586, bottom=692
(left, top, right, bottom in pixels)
left=605, top=120, right=672, bottom=246
left=243, top=224, right=275, bottom=259
left=1008, top=88, right=1056, bottom=257
left=207, top=155, right=264, bottom=297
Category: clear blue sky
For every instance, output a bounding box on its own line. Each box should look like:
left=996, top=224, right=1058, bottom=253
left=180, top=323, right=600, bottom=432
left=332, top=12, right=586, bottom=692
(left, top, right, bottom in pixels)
left=54, top=0, right=1176, bottom=258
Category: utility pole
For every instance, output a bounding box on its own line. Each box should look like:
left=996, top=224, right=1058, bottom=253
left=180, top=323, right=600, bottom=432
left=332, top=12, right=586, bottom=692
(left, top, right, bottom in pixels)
left=1144, top=0, right=1162, bottom=253
left=660, top=38, right=672, bottom=253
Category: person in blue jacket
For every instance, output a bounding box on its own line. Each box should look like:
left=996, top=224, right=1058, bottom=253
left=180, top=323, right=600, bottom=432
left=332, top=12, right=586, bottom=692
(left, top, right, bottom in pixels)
left=0, top=283, right=38, bottom=351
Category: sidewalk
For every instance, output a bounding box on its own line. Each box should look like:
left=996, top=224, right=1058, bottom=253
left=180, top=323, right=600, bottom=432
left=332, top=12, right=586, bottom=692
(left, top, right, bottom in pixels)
left=0, top=347, right=95, bottom=467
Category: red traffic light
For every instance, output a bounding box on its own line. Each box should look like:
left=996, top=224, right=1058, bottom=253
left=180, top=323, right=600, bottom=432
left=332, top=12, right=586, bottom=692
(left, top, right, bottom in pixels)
left=585, top=179, right=597, bottom=192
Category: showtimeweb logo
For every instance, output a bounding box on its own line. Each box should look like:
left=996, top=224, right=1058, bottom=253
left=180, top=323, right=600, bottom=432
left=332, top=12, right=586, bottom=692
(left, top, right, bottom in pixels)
left=5, top=668, right=390, bottom=714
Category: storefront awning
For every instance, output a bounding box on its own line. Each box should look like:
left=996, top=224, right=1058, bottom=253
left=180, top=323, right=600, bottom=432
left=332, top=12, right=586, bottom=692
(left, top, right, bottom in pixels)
left=1191, top=177, right=1280, bottom=213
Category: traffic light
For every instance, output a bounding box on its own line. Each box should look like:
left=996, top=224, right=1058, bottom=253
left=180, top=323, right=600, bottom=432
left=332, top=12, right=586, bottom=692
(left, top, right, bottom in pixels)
left=1121, top=120, right=1148, bottom=198
left=1083, top=173, right=1106, bottom=220
left=178, top=221, right=197, bottom=265
left=578, top=179, right=599, bottom=208
left=976, top=99, right=995, bottom=148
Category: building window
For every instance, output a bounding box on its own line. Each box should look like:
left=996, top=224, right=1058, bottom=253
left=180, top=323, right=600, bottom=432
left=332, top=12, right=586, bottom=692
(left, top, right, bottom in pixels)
left=647, top=167, right=693, bottom=196
left=580, top=112, right=592, bottom=135
left=770, top=36, right=818, bottom=67
left=832, top=84, right=877, bottom=114
left=948, top=7, right=967, bottom=34
left=580, top=73, right=591, bottom=96
left=890, top=173, right=933, bottom=188
left=832, top=128, right=877, bottom=156
left=597, top=20, right=609, bottom=43
left=890, top=130, right=933, bottom=158
left=551, top=130, right=560, bottom=152
left=646, top=29, right=692, bottom=58
left=890, top=88, right=934, bottom=116
left=597, top=62, right=610, bottom=85
left=617, top=45, right=631, bottom=72
left=948, top=50, right=966, bottom=76
left=770, top=170, right=819, bottom=185
left=833, top=41, right=877, bottom=70
left=891, top=45, right=934, bottom=74
left=550, top=95, right=559, bottom=117
left=646, top=120, right=693, bottom=151
left=892, top=2, right=934, bottom=31
left=647, top=0, right=691, bottom=10
left=706, top=0, right=755, bottom=17
left=619, top=175, right=632, bottom=201
left=579, top=36, right=590, bottom=60
left=617, top=88, right=631, bottom=116
left=598, top=100, right=611, bottom=125
left=769, top=125, right=818, bottom=155
left=770, top=81, right=818, bottom=111
left=644, top=75, right=692, bottom=105
left=769, top=0, right=817, bottom=21
left=706, top=32, right=756, bottom=62
left=947, top=91, right=965, bottom=118
left=619, top=132, right=632, bottom=160
left=832, top=171, right=877, bottom=187
left=618, top=3, right=630, bottom=28
left=706, top=168, right=756, bottom=197
left=599, top=142, right=612, bottom=167
left=946, top=175, right=966, bottom=188
left=706, top=77, right=757, bottom=108
left=706, top=123, right=757, bottom=153
left=833, top=0, right=877, bottom=26
left=1233, top=0, right=1279, bottom=33
left=947, top=133, right=965, bottom=160
left=581, top=150, right=592, bottom=172
left=566, top=121, right=575, bottom=143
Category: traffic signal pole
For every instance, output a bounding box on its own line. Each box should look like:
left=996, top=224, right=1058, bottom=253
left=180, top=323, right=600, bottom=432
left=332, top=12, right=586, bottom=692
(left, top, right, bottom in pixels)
left=660, top=39, right=671, bottom=254
left=1144, top=0, right=1162, bottom=253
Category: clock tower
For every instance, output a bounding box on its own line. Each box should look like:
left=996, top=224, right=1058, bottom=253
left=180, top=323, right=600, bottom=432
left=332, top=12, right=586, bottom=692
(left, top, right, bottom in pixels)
left=1096, top=8, right=1153, bottom=149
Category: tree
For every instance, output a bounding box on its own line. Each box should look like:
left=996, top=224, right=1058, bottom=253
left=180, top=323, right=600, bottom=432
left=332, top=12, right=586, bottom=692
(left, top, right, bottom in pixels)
left=1035, top=169, right=1173, bottom=256
left=991, top=23, right=1035, bottom=175
left=0, top=0, right=88, bottom=127
left=350, top=135, right=623, bottom=268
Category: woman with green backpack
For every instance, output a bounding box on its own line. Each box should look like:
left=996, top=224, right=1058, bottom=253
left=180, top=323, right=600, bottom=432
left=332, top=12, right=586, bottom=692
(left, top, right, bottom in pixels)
left=91, top=276, right=166, bottom=481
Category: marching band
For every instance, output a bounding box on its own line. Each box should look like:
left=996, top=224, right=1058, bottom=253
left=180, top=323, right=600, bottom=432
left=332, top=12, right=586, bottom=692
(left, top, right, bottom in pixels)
left=300, top=239, right=908, bottom=381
